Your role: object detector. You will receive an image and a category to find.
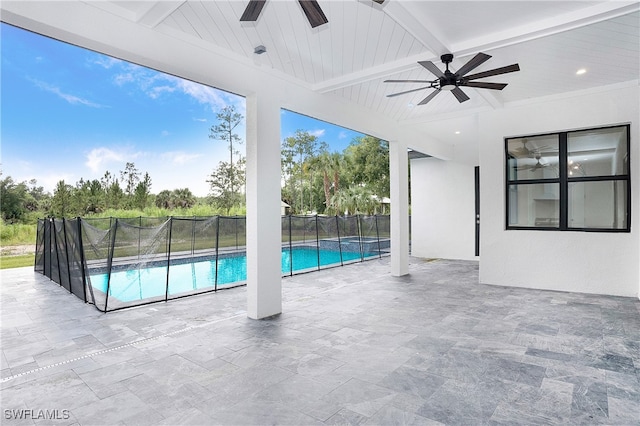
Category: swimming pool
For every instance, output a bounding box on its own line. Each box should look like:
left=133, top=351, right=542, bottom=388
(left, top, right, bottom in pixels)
left=89, top=246, right=377, bottom=303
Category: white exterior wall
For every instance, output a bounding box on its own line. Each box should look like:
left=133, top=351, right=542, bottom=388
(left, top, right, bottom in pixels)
left=479, top=85, right=639, bottom=298
left=410, top=157, right=477, bottom=261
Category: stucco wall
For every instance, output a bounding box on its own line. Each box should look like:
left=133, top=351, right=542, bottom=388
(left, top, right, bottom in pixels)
left=410, top=84, right=639, bottom=298
left=478, top=85, right=639, bottom=298
left=410, top=157, right=477, bottom=261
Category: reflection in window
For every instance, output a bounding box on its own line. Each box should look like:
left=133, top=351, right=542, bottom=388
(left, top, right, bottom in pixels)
left=507, top=135, right=559, bottom=181
left=508, top=183, right=559, bottom=228
left=568, top=127, right=628, bottom=177
left=568, top=181, right=627, bottom=229
left=506, top=124, right=630, bottom=232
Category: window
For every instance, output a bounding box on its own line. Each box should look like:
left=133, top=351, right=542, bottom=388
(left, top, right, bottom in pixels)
left=505, top=125, right=630, bottom=232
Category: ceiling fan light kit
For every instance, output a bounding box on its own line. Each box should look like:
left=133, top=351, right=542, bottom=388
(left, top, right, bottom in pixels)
left=386, top=52, right=520, bottom=106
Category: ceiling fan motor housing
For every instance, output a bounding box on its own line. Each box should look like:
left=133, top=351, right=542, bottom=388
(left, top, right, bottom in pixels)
left=441, top=53, right=454, bottom=64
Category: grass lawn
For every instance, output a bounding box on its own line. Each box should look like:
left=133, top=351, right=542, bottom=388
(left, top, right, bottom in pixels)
left=0, top=254, right=35, bottom=269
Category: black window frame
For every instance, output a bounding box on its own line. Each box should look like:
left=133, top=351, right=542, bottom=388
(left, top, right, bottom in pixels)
left=505, top=124, right=631, bottom=233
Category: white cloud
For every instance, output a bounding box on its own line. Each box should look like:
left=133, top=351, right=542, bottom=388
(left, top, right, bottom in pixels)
left=28, top=78, right=107, bottom=108
left=193, top=118, right=208, bottom=122
left=176, top=79, right=228, bottom=111
left=161, top=130, right=170, bottom=137
left=149, top=85, right=176, bottom=99
left=85, top=147, right=128, bottom=173
left=338, top=131, right=347, bottom=139
left=89, top=55, right=123, bottom=69
left=98, top=58, right=242, bottom=114
left=309, top=129, right=326, bottom=138
left=161, top=151, right=202, bottom=165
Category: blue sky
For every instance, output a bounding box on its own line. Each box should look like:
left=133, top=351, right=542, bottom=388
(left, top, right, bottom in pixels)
left=1, top=23, right=364, bottom=197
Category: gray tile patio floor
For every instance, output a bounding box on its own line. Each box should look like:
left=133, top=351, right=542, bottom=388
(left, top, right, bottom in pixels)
left=1, top=257, right=639, bottom=425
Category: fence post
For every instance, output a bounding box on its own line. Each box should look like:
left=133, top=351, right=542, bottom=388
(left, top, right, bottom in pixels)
left=357, top=214, right=364, bottom=262
left=76, top=218, right=88, bottom=303
left=104, top=219, right=118, bottom=312
left=335, top=215, right=343, bottom=267
left=375, top=214, right=382, bottom=258
left=315, top=215, right=320, bottom=271
left=165, top=217, right=173, bottom=302
left=34, top=219, right=41, bottom=272
left=288, top=215, right=293, bottom=277
left=214, top=216, right=220, bottom=291
left=138, top=216, right=142, bottom=260
left=191, top=216, right=196, bottom=255
left=53, top=220, right=63, bottom=286
left=46, top=219, right=52, bottom=279
left=62, top=218, right=73, bottom=294
left=235, top=216, right=238, bottom=250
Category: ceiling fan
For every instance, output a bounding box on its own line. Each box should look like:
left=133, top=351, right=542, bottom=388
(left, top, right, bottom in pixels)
left=385, top=52, right=520, bottom=105
left=517, top=153, right=549, bottom=172
left=240, top=0, right=385, bottom=28
left=511, top=140, right=557, bottom=158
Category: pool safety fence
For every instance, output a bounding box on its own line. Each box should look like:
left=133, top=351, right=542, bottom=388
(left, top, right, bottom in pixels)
left=35, top=215, right=391, bottom=312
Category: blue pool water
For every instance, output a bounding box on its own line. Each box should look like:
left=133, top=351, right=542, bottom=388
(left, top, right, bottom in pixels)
left=90, top=247, right=377, bottom=303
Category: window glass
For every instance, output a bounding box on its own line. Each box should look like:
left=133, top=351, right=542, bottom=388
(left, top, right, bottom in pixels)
left=508, top=183, right=559, bottom=228
left=568, top=127, right=628, bottom=177
left=507, top=135, right=559, bottom=181
left=568, top=181, right=627, bottom=229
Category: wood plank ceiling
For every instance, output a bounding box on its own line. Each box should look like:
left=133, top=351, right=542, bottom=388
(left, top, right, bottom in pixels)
left=91, top=1, right=639, bottom=123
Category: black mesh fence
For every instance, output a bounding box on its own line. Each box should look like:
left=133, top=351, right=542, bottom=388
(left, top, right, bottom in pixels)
left=35, top=214, right=391, bottom=312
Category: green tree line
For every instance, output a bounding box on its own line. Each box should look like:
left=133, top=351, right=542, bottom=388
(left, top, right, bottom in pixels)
left=1, top=105, right=390, bottom=226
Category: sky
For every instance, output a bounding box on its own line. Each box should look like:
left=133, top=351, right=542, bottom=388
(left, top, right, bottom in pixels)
left=0, top=23, right=365, bottom=197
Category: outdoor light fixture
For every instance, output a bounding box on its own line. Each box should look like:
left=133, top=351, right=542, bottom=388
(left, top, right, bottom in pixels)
left=254, top=45, right=266, bottom=55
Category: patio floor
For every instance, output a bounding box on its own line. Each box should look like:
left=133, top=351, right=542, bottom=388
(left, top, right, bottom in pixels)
left=1, top=257, right=639, bottom=425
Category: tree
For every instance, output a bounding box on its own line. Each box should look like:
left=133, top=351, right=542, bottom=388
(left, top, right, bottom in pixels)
left=344, top=136, right=389, bottom=201
left=120, top=162, right=140, bottom=199
left=0, top=174, right=30, bottom=222
left=281, top=130, right=324, bottom=213
left=207, top=160, right=245, bottom=214
left=106, top=180, right=125, bottom=210
left=133, top=172, right=152, bottom=210
left=155, top=190, right=174, bottom=209
left=51, top=180, right=73, bottom=217
left=173, top=188, right=195, bottom=209
left=209, top=105, right=244, bottom=198
left=86, top=179, right=105, bottom=214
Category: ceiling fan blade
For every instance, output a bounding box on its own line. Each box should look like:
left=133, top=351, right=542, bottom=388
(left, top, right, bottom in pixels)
left=372, top=0, right=386, bottom=4
left=451, top=87, right=470, bottom=103
left=464, top=64, right=520, bottom=81
left=387, top=86, right=433, bottom=98
left=462, top=81, right=508, bottom=90
left=240, top=0, right=266, bottom=21
left=384, top=79, right=434, bottom=83
left=298, top=0, right=328, bottom=28
left=418, top=61, right=445, bottom=78
left=417, top=89, right=440, bottom=105
left=456, top=52, right=491, bottom=77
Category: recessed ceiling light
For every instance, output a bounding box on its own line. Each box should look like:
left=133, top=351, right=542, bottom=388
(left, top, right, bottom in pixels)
left=455, top=131, right=461, bottom=134
left=576, top=68, right=587, bottom=75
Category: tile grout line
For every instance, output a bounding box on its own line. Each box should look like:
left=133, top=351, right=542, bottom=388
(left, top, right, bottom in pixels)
left=1, top=312, right=246, bottom=383
left=1, top=277, right=362, bottom=384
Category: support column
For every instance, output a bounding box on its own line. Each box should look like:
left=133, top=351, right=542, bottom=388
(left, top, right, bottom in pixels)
left=245, top=93, right=282, bottom=319
left=389, top=139, right=410, bottom=276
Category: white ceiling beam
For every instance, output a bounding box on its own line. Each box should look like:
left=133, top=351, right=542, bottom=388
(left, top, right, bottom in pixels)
left=136, top=1, right=186, bottom=28
left=313, top=0, right=451, bottom=93
left=313, top=52, right=433, bottom=93
left=451, top=1, right=640, bottom=55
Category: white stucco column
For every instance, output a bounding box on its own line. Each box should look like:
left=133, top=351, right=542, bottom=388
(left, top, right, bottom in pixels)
left=245, top=93, right=282, bottom=319
left=389, top=139, right=410, bottom=276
